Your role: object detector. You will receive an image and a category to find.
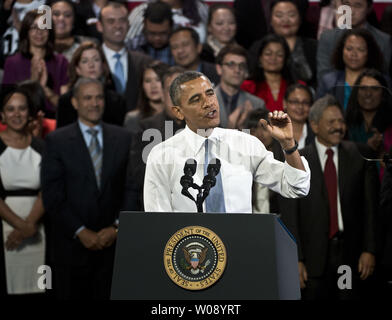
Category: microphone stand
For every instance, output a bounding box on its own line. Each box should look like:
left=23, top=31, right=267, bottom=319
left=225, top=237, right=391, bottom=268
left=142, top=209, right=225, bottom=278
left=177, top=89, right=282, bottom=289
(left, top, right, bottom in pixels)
left=180, top=158, right=220, bottom=213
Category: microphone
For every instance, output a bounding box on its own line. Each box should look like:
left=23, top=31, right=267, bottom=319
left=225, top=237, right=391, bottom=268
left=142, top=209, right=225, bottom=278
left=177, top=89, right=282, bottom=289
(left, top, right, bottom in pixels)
left=180, top=159, right=197, bottom=201
left=184, top=158, right=197, bottom=177
left=202, top=158, right=221, bottom=193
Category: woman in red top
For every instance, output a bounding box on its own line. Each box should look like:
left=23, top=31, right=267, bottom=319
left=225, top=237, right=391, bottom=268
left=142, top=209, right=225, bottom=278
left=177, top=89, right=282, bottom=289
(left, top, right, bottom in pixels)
left=241, top=34, right=293, bottom=112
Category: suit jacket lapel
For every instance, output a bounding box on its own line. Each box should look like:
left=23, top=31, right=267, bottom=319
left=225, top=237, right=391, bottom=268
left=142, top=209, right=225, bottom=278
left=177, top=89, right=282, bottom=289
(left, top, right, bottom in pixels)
left=69, top=123, right=98, bottom=187
left=308, top=143, right=329, bottom=204
left=338, top=143, right=349, bottom=205
left=100, top=123, right=117, bottom=193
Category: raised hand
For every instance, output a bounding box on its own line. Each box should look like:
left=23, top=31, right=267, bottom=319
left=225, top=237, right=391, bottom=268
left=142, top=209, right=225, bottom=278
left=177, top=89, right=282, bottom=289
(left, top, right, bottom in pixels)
left=259, top=110, right=295, bottom=149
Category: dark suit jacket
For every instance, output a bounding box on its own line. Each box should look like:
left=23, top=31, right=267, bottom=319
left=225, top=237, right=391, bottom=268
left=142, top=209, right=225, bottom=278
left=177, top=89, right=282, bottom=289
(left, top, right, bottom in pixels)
left=123, top=51, right=153, bottom=111
left=74, top=0, right=102, bottom=40
left=41, top=122, right=138, bottom=266
left=127, top=111, right=186, bottom=209
left=104, top=49, right=153, bottom=112
left=56, top=88, right=127, bottom=128
left=280, top=141, right=379, bottom=277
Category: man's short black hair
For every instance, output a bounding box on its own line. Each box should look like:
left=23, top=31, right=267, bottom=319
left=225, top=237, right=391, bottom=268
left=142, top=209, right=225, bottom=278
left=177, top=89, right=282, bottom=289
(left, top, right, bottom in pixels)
left=99, top=1, right=128, bottom=22
left=216, top=44, right=249, bottom=66
left=144, top=1, right=173, bottom=26
left=169, top=71, right=210, bottom=106
left=244, top=109, right=270, bottom=130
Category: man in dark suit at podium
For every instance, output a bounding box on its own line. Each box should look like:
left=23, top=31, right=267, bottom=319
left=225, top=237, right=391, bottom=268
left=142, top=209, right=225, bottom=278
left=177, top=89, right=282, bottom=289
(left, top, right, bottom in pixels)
left=280, top=94, right=379, bottom=300
left=41, top=78, right=136, bottom=299
left=143, top=71, right=311, bottom=213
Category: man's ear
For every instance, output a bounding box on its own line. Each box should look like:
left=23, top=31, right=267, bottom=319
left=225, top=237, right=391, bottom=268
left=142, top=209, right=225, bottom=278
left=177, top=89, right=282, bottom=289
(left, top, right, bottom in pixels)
left=96, top=20, right=103, bottom=34
left=71, top=96, right=79, bottom=111
left=216, top=63, right=222, bottom=76
left=171, top=105, right=185, bottom=121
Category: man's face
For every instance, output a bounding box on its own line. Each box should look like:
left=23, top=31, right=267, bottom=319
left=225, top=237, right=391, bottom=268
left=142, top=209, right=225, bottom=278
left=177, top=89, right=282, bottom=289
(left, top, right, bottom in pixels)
left=311, top=106, right=346, bottom=147
left=97, top=6, right=129, bottom=48
left=170, top=30, right=202, bottom=69
left=172, top=76, right=220, bottom=132
left=144, top=19, right=171, bottom=49
left=72, top=82, right=105, bottom=127
left=216, top=53, right=248, bottom=88
left=342, top=0, right=369, bottom=28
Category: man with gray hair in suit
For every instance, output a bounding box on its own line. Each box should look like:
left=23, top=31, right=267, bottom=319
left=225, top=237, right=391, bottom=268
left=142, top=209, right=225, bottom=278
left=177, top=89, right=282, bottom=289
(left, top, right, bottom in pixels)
left=214, top=44, right=266, bottom=129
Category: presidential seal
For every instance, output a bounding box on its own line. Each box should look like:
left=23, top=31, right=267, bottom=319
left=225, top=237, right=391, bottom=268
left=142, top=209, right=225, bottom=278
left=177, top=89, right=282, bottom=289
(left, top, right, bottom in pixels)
left=163, top=226, right=227, bottom=290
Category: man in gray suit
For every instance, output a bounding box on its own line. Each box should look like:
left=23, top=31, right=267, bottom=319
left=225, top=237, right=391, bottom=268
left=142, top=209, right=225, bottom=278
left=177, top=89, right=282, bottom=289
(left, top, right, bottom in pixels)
left=215, top=44, right=266, bottom=129
left=317, top=0, right=391, bottom=82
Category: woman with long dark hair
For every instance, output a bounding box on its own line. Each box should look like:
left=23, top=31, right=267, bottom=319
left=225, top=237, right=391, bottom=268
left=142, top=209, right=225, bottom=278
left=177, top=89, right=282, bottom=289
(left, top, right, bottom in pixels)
left=48, top=0, right=97, bottom=62
left=317, top=28, right=385, bottom=110
left=345, top=68, right=392, bottom=177
left=241, top=34, right=293, bottom=112
left=124, top=61, right=168, bottom=133
left=2, top=9, right=69, bottom=119
left=248, top=0, right=317, bottom=88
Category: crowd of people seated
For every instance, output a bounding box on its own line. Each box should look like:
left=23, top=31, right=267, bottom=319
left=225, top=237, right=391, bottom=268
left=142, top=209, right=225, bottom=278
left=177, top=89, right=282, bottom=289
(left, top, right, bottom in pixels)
left=0, top=0, right=391, bottom=301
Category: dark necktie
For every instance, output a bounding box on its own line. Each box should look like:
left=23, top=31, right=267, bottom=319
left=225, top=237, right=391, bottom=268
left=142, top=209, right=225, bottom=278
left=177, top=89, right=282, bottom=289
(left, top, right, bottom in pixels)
left=204, top=139, right=226, bottom=213
left=324, top=149, right=338, bottom=239
left=87, top=128, right=102, bottom=189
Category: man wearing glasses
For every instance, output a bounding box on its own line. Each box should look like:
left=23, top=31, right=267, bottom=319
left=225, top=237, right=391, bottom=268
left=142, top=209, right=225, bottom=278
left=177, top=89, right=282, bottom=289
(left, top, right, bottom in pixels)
left=215, top=44, right=266, bottom=129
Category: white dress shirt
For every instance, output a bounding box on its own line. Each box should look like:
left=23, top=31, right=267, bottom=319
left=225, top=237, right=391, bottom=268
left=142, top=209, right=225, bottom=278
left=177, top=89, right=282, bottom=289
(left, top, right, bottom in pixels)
left=144, top=126, right=311, bottom=213
left=102, top=44, right=128, bottom=84
left=298, top=124, right=308, bottom=150
left=314, top=138, right=344, bottom=232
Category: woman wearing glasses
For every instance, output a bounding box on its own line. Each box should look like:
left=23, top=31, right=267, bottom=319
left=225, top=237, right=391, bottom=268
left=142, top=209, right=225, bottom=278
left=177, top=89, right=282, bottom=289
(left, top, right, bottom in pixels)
left=2, top=9, right=69, bottom=119
left=284, top=83, right=315, bottom=149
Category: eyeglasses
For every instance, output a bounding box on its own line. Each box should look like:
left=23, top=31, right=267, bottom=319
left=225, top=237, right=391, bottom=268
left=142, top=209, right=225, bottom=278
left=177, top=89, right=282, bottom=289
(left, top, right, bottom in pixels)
left=358, top=86, right=383, bottom=93
left=29, top=24, right=48, bottom=32
left=221, top=61, right=248, bottom=72
left=287, top=100, right=312, bottom=107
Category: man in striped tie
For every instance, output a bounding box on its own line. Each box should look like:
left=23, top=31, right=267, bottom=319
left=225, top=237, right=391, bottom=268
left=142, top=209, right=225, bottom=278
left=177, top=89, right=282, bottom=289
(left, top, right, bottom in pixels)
left=41, top=78, right=139, bottom=299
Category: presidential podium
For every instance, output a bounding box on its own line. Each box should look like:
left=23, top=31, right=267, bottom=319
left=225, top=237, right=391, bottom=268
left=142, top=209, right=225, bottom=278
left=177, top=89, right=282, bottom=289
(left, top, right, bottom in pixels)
left=111, top=212, right=300, bottom=300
